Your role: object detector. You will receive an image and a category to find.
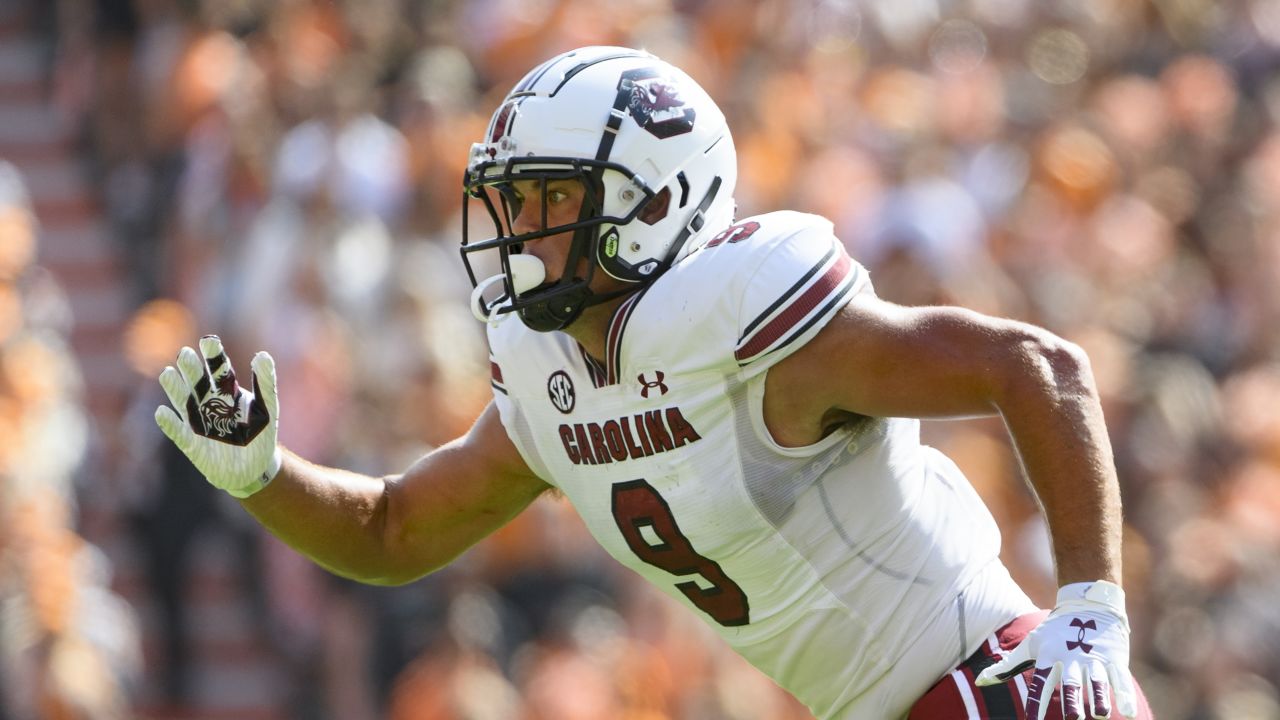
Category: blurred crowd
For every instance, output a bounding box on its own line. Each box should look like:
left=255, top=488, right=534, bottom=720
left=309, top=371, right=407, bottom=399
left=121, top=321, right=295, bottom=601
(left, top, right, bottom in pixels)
left=0, top=159, right=139, bottom=717
left=4, top=0, right=1280, bottom=718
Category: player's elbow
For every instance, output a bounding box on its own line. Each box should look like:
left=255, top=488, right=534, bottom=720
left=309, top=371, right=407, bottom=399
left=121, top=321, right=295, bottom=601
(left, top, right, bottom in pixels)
left=358, top=550, right=448, bottom=587
left=997, top=327, right=1097, bottom=406
left=365, top=478, right=452, bottom=586
left=312, top=550, right=440, bottom=588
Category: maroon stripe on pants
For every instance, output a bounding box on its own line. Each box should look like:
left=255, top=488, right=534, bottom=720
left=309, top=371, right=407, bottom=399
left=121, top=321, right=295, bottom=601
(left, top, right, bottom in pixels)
left=962, top=663, right=992, bottom=717
left=905, top=669, right=970, bottom=719
left=909, top=612, right=1157, bottom=720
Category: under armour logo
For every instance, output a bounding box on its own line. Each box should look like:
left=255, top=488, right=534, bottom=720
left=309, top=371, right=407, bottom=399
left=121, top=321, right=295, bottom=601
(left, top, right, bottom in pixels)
left=1066, top=618, right=1096, bottom=653
left=638, top=371, right=668, bottom=398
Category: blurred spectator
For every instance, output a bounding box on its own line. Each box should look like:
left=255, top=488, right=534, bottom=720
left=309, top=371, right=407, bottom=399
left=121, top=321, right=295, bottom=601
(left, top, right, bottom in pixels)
left=0, top=162, right=139, bottom=719
left=117, top=298, right=237, bottom=705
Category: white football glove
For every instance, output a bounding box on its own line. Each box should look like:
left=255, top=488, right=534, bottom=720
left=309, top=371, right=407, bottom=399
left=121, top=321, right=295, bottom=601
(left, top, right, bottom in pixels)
left=155, top=335, right=282, bottom=499
left=976, top=580, right=1138, bottom=720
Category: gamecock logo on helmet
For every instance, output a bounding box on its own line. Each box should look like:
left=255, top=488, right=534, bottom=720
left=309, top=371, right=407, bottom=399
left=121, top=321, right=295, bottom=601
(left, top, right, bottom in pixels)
left=623, top=68, right=696, bottom=139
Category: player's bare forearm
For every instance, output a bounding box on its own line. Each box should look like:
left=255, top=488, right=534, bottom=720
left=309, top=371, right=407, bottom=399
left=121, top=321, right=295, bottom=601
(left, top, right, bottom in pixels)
left=239, top=450, right=406, bottom=583
left=992, top=335, right=1124, bottom=586
left=241, top=405, right=550, bottom=585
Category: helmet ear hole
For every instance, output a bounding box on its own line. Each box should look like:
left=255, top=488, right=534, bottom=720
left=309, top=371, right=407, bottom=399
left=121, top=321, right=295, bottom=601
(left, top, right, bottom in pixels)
left=638, top=187, right=672, bottom=226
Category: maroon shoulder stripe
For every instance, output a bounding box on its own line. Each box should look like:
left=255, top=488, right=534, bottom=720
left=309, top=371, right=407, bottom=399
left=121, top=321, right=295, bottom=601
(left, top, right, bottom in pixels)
left=740, top=245, right=836, bottom=339
left=734, top=251, right=855, bottom=364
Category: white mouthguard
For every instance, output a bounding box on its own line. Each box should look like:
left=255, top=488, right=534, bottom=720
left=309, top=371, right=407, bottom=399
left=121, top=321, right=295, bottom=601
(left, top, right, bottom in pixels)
left=470, top=254, right=547, bottom=324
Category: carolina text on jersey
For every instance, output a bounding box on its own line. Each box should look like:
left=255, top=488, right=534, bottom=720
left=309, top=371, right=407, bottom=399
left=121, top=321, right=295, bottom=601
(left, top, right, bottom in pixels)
left=557, top=406, right=702, bottom=465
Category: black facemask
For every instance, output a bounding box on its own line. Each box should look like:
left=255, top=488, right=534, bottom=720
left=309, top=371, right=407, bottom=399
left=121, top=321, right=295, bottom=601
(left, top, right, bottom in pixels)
left=461, top=159, right=654, bottom=332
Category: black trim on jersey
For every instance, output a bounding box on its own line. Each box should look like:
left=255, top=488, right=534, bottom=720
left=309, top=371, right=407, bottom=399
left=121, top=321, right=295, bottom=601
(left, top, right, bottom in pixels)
left=750, top=272, right=858, bottom=366
left=738, top=245, right=836, bottom=341
left=490, top=381, right=508, bottom=396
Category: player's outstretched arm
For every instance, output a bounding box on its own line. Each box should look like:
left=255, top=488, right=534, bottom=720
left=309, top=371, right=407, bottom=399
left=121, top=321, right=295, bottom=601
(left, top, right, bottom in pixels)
left=765, top=294, right=1137, bottom=719
left=156, top=336, right=551, bottom=586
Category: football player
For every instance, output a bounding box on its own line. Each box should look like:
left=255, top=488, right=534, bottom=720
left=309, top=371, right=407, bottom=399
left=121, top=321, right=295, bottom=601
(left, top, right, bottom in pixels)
left=157, top=47, right=1153, bottom=719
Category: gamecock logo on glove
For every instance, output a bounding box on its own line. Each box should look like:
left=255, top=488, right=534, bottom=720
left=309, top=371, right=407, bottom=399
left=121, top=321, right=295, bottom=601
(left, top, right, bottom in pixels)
left=200, top=395, right=241, bottom=438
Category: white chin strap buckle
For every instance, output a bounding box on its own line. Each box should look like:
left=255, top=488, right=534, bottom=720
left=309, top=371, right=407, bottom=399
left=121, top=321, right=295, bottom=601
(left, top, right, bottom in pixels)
left=470, top=254, right=547, bottom=324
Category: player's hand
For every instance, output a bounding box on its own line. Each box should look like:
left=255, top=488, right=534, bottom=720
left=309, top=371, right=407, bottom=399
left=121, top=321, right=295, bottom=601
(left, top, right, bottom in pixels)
left=976, top=580, right=1138, bottom=720
left=154, top=335, right=282, bottom=499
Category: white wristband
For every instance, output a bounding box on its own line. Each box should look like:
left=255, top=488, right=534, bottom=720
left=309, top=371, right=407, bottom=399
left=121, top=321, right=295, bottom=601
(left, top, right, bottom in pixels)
left=1056, top=579, right=1128, bottom=627
left=1057, top=579, right=1125, bottom=608
left=227, top=446, right=284, bottom=500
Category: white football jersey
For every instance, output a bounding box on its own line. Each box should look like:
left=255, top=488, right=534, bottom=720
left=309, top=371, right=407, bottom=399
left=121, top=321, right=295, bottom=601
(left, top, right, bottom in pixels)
left=487, top=211, right=1035, bottom=718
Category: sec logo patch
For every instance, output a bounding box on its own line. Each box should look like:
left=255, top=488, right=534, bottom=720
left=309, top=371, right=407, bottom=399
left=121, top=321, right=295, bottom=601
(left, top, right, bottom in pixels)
left=548, top=370, right=576, bottom=414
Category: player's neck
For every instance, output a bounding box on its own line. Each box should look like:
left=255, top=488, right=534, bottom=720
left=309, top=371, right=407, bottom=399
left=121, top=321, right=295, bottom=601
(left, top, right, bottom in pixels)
left=562, top=291, right=632, bottom=363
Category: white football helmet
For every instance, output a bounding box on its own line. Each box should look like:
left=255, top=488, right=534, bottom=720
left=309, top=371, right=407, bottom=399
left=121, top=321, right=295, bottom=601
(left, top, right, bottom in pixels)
left=462, top=46, right=738, bottom=332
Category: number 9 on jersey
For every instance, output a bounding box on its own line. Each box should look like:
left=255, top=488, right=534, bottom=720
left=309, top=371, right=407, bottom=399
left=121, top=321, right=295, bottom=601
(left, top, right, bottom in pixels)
left=611, top=479, right=750, bottom=627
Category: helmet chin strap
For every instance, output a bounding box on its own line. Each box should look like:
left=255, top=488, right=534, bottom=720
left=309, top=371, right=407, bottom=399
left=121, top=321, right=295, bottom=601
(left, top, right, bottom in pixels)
left=660, top=174, right=722, bottom=268
left=517, top=284, right=592, bottom=332
left=517, top=267, right=638, bottom=333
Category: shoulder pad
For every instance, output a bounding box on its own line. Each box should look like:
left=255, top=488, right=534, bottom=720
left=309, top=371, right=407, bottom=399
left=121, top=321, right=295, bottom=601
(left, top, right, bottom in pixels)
left=630, top=212, right=870, bottom=374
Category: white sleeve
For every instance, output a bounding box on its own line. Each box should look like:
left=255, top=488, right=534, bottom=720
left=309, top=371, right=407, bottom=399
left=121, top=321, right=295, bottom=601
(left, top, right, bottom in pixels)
left=487, top=348, right=557, bottom=486
left=733, top=228, right=870, bottom=379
